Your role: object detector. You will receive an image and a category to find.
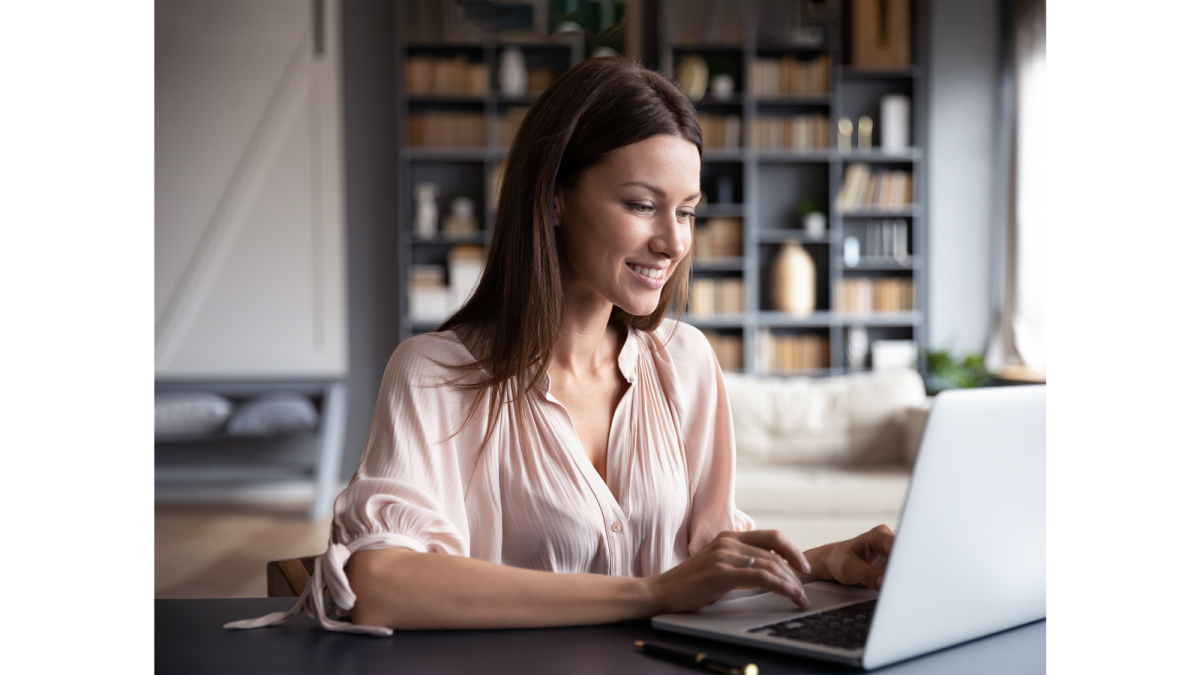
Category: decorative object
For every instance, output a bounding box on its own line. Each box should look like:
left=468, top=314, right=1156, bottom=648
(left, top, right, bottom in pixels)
left=442, top=196, right=479, bottom=238
left=414, top=182, right=439, bottom=240
left=880, top=94, right=911, bottom=153
left=448, top=244, right=485, bottom=314
left=804, top=212, right=827, bottom=237
left=872, top=340, right=918, bottom=371
left=498, top=46, right=527, bottom=97
left=676, top=54, right=709, bottom=102
left=851, top=0, right=911, bottom=69
left=709, top=74, right=735, bottom=100
left=837, top=116, right=853, bottom=155
left=591, top=46, right=617, bottom=58
left=770, top=241, right=816, bottom=317
left=226, top=393, right=319, bottom=437
left=857, top=115, right=873, bottom=152
left=154, top=392, right=233, bottom=439
left=794, top=197, right=825, bottom=236
left=843, top=235, right=861, bottom=267
left=846, top=325, right=869, bottom=369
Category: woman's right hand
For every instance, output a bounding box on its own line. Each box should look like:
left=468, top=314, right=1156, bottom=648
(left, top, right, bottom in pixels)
left=645, top=530, right=811, bottom=614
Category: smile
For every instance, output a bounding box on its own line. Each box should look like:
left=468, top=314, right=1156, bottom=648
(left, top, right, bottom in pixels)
left=627, top=263, right=665, bottom=279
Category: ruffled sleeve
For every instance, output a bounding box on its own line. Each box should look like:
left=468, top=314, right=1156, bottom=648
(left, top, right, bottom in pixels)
left=225, top=334, right=476, bottom=636
left=656, top=321, right=755, bottom=555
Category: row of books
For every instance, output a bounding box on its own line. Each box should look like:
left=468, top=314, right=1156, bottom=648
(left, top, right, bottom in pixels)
left=409, top=113, right=486, bottom=147
left=698, top=114, right=742, bottom=150
left=497, top=107, right=529, bottom=148
left=758, top=332, right=831, bottom=371
left=836, top=277, right=915, bottom=314
left=408, top=245, right=486, bottom=321
left=693, top=217, right=742, bottom=260
left=836, top=164, right=913, bottom=211
left=701, top=331, right=744, bottom=371
left=690, top=277, right=745, bottom=317
left=752, top=114, right=830, bottom=151
left=749, top=54, right=832, bottom=97
left=406, top=56, right=488, bottom=95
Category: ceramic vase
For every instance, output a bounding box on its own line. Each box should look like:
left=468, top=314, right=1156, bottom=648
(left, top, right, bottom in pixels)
left=414, top=182, right=439, bottom=240
left=771, top=241, right=816, bottom=317
left=498, top=46, right=527, bottom=98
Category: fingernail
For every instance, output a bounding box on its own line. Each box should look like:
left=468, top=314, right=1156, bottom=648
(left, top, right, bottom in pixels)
left=800, top=590, right=809, bottom=606
left=802, top=561, right=812, bottom=575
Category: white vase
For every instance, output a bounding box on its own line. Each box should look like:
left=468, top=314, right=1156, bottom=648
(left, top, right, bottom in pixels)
left=498, top=46, right=527, bottom=98
left=771, top=241, right=816, bottom=317
left=413, top=182, right=439, bottom=240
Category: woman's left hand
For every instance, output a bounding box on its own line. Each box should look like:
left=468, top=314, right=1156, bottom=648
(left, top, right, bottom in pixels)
left=802, top=524, right=895, bottom=590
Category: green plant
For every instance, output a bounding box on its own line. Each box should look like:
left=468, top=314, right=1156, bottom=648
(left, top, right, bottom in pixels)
left=924, top=349, right=991, bottom=390
left=793, top=197, right=824, bottom=224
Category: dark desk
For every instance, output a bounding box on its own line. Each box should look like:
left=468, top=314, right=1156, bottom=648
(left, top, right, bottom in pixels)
left=156, top=598, right=1045, bottom=674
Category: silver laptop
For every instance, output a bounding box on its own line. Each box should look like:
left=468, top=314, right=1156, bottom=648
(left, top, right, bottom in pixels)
left=653, top=385, right=1046, bottom=670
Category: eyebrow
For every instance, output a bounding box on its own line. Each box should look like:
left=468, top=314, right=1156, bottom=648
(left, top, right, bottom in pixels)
left=620, top=182, right=702, bottom=203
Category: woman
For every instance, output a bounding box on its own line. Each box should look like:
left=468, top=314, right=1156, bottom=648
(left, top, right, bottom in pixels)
left=228, top=57, right=893, bottom=637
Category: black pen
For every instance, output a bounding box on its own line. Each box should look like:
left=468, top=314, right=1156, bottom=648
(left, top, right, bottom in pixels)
left=634, top=640, right=759, bottom=675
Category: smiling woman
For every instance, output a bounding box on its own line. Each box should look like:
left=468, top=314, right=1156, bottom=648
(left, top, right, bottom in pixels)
left=226, top=56, right=894, bottom=636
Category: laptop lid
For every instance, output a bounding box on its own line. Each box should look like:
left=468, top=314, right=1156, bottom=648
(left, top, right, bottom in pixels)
left=862, top=385, right=1046, bottom=669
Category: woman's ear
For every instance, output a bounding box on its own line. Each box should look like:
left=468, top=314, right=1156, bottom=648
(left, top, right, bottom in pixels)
left=552, top=189, right=564, bottom=228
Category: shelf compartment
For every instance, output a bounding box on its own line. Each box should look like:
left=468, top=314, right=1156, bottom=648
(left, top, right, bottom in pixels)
left=692, top=256, right=745, bottom=272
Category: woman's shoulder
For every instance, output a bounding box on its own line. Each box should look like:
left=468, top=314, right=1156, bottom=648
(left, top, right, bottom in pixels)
left=644, top=318, right=717, bottom=366
left=382, top=330, right=479, bottom=389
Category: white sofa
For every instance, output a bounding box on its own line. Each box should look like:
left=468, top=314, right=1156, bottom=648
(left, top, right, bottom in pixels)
left=725, top=369, right=930, bottom=552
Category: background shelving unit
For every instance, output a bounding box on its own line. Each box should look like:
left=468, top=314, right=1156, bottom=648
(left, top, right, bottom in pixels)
left=660, top=0, right=928, bottom=376
left=398, top=27, right=584, bottom=338
left=397, top=0, right=926, bottom=378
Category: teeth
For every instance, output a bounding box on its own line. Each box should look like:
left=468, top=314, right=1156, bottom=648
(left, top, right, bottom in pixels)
left=631, top=264, right=664, bottom=279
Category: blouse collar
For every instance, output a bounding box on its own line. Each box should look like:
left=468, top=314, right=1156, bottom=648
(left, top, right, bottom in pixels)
left=535, top=325, right=640, bottom=394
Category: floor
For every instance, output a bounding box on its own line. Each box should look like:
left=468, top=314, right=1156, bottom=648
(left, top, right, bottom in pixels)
left=155, top=502, right=332, bottom=598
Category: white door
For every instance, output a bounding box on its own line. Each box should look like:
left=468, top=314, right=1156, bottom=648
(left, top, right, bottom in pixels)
left=155, top=0, right=347, bottom=379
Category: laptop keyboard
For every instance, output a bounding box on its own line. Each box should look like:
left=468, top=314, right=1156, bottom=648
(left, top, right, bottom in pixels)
left=748, top=600, right=876, bottom=650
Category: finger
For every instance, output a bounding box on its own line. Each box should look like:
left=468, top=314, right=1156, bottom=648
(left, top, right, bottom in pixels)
left=731, top=546, right=809, bottom=607
left=729, top=567, right=809, bottom=608
left=731, top=543, right=801, bottom=588
left=829, top=549, right=885, bottom=590
left=735, top=529, right=813, bottom=576
left=867, top=524, right=895, bottom=558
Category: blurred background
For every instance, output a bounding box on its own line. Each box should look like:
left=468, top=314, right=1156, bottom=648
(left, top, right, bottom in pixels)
left=155, top=0, right=1044, bottom=598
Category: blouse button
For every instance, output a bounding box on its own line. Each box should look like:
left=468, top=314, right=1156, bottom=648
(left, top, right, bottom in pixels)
left=611, top=521, right=623, bottom=533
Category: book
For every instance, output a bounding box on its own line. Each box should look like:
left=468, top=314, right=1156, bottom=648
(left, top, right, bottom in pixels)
left=836, top=164, right=912, bottom=211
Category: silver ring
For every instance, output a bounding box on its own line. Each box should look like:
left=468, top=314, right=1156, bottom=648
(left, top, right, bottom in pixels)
left=746, top=556, right=756, bottom=569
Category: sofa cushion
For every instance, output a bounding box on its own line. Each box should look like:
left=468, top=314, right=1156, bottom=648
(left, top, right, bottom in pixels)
left=724, top=369, right=927, bottom=465
left=735, top=464, right=911, bottom=515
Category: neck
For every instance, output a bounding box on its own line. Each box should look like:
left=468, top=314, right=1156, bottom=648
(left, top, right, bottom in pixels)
left=551, top=277, right=621, bottom=378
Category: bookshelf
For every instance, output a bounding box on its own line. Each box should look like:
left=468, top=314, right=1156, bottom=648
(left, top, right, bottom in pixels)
left=397, top=21, right=584, bottom=338
left=659, top=0, right=928, bottom=376
left=397, top=0, right=927, bottom=377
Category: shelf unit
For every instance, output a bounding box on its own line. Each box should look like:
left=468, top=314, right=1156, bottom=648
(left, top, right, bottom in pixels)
left=661, top=0, right=928, bottom=376
left=396, top=1, right=927, bottom=377
left=397, top=29, right=584, bottom=338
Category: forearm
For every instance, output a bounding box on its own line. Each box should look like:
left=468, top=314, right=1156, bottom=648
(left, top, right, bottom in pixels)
left=347, top=548, right=659, bottom=630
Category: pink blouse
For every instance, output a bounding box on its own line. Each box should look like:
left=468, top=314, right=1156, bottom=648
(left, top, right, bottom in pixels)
left=226, top=319, right=753, bottom=636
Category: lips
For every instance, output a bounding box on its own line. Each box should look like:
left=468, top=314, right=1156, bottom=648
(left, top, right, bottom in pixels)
left=627, top=263, right=665, bottom=280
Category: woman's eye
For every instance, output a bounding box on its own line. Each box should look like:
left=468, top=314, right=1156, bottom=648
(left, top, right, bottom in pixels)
left=678, top=211, right=695, bottom=222
left=630, top=203, right=652, bottom=214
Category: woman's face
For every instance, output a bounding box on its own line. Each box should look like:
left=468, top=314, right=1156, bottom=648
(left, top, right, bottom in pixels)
left=554, top=133, right=701, bottom=317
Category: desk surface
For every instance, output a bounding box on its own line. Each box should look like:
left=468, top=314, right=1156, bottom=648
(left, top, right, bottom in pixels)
left=156, top=598, right=1045, bottom=674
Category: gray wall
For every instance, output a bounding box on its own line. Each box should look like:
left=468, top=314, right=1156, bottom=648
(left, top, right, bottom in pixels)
left=926, top=0, right=1001, bottom=357
left=341, top=0, right=399, bottom=479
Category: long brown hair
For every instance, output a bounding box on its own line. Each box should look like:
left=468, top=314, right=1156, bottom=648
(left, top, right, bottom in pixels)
left=438, top=56, right=703, bottom=444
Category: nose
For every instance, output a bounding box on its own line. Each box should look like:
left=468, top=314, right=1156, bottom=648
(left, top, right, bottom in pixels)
left=649, top=211, right=691, bottom=261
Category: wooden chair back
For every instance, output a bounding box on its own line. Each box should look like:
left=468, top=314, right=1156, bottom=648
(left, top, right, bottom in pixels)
left=267, top=555, right=317, bottom=597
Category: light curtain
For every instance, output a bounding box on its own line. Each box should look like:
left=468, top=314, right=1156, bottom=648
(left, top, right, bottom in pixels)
left=986, top=0, right=1046, bottom=378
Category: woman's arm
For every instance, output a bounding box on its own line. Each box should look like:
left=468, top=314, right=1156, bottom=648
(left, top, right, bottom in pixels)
left=348, top=530, right=812, bottom=630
